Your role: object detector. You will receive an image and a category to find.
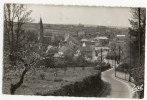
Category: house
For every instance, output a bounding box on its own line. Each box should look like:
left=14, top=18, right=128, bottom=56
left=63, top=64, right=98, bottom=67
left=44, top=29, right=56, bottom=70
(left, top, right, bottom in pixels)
left=81, top=38, right=95, bottom=46
left=58, top=45, right=74, bottom=57
left=116, top=35, right=126, bottom=42
left=94, top=36, right=109, bottom=46
left=62, top=34, right=81, bottom=53
left=64, top=34, right=81, bottom=45
left=58, top=34, right=81, bottom=58
left=45, top=33, right=81, bottom=59
left=81, top=38, right=88, bottom=42
left=78, top=31, right=85, bottom=38
left=79, top=42, right=97, bottom=61
left=94, top=36, right=108, bottom=41
left=95, top=47, right=109, bottom=51
left=95, top=46, right=109, bottom=58
left=46, top=45, right=59, bottom=56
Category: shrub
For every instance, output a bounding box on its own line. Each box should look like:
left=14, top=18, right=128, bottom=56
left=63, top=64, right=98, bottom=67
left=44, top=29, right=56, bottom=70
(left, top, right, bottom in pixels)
left=116, top=63, right=129, bottom=73
left=40, top=74, right=45, bottom=80
left=54, top=78, right=63, bottom=82
left=106, top=51, right=120, bottom=60
left=94, top=62, right=111, bottom=71
left=101, top=63, right=111, bottom=71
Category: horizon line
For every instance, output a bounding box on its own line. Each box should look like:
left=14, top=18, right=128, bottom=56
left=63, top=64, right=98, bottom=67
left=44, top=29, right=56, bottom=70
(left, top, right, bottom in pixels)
left=27, top=21, right=130, bottom=28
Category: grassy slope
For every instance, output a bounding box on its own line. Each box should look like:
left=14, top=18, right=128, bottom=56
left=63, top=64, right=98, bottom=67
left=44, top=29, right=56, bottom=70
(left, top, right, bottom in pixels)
left=3, top=67, right=99, bottom=95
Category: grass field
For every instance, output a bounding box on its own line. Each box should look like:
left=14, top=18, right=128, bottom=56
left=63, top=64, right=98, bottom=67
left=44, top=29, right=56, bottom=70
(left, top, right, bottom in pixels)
left=3, top=67, right=99, bottom=95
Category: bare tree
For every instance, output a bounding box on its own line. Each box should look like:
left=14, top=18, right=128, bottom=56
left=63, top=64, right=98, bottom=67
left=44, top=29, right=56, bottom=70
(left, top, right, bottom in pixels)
left=10, top=51, right=40, bottom=94
left=4, top=4, right=33, bottom=56
left=4, top=4, right=39, bottom=94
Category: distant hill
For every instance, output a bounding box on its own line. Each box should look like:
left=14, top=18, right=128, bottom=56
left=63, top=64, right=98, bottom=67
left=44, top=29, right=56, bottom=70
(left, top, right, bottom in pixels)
left=22, top=22, right=129, bottom=39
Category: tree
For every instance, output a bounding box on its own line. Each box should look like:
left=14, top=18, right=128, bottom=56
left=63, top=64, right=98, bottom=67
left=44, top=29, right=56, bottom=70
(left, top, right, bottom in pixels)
left=4, top=4, right=33, bottom=57
left=129, top=8, right=146, bottom=56
left=4, top=4, right=38, bottom=94
left=109, top=41, right=116, bottom=51
left=128, top=8, right=146, bottom=68
left=122, top=8, right=145, bottom=67
left=10, top=51, right=40, bottom=94
left=124, top=8, right=146, bottom=98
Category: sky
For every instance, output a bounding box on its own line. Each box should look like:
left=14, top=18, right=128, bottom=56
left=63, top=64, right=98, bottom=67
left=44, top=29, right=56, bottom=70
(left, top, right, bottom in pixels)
left=26, top=4, right=132, bottom=27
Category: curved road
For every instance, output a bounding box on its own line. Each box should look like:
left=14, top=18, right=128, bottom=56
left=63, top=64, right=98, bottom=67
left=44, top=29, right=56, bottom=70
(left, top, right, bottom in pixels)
left=101, top=61, right=133, bottom=98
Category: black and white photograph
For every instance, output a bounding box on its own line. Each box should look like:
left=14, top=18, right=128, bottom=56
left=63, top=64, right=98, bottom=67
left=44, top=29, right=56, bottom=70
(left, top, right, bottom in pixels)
left=2, top=3, right=146, bottom=99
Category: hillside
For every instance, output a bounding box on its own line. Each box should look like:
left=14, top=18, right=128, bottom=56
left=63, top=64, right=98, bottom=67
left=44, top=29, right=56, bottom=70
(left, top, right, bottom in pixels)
left=22, top=23, right=129, bottom=39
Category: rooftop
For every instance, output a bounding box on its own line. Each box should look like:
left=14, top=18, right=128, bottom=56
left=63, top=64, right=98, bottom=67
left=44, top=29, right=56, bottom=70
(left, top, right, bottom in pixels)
left=95, top=36, right=108, bottom=40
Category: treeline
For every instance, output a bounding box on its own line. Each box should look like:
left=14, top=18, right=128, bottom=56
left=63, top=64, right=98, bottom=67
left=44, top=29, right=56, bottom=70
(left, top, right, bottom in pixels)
left=117, top=8, right=145, bottom=98
left=22, top=22, right=128, bottom=39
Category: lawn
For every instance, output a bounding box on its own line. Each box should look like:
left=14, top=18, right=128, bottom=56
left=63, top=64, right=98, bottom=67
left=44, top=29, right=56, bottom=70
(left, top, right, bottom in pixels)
left=3, top=67, right=99, bottom=95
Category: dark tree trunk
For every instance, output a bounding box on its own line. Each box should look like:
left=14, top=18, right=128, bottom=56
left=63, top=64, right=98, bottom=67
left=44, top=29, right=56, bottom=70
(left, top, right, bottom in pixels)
left=10, top=68, right=28, bottom=95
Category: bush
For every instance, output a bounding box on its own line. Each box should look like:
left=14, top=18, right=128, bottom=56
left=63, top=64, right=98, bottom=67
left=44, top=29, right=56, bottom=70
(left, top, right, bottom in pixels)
left=106, top=51, right=119, bottom=60
left=116, top=63, right=129, bottom=73
left=54, top=78, right=63, bottom=82
left=37, top=57, right=54, bottom=68
left=94, top=62, right=111, bottom=71
left=101, top=63, right=111, bottom=71
left=40, top=74, right=45, bottom=80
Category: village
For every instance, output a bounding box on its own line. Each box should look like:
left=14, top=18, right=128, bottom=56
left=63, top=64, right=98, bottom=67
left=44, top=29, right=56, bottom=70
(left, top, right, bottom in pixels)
left=3, top=4, right=145, bottom=98
left=39, top=18, right=109, bottom=63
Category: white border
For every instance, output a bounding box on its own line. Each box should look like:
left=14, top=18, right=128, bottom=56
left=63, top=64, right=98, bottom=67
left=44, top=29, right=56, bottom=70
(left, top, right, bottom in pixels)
left=0, top=0, right=147, bottom=100
left=1, top=0, right=147, bottom=7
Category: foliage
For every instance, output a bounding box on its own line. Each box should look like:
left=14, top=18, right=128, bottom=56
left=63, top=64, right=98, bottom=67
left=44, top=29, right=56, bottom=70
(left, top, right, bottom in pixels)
left=94, top=62, right=111, bottom=71
left=26, top=30, right=38, bottom=42
left=40, top=74, right=45, bottom=80
left=116, top=63, right=130, bottom=73
left=108, top=41, right=116, bottom=51
left=121, top=8, right=145, bottom=98
left=106, top=50, right=120, bottom=60
left=100, top=39, right=109, bottom=46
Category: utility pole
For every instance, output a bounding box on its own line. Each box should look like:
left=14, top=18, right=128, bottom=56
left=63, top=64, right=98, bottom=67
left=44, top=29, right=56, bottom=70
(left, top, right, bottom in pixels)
left=129, top=34, right=131, bottom=82
left=138, top=8, right=141, bottom=66
left=112, top=49, right=114, bottom=67
left=108, top=49, right=109, bottom=64
left=125, top=69, right=126, bottom=80
left=119, top=45, right=121, bottom=63
left=100, top=48, right=103, bottom=89
left=101, top=48, right=103, bottom=73
left=114, top=49, right=116, bottom=77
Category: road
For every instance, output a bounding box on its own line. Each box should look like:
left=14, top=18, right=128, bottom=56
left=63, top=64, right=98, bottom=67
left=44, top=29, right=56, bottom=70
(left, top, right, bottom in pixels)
left=101, top=60, right=133, bottom=98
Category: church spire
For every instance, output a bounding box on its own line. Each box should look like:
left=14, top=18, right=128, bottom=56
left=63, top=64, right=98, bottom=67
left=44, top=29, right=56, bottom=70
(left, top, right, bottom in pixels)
left=38, top=17, right=44, bottom=42
left=38, top=17, right=44, bottom=50
left=40, top=17, right=44, bottom=36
